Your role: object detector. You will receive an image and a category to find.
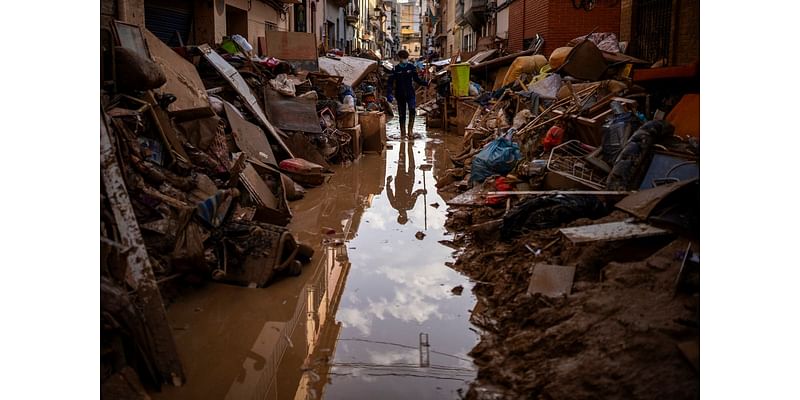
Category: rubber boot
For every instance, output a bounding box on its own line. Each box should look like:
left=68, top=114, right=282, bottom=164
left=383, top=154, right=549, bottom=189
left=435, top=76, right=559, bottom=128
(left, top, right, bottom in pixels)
left=399, top=121, right=407, bottom=138
left=407, top=114, right=416, bottom=139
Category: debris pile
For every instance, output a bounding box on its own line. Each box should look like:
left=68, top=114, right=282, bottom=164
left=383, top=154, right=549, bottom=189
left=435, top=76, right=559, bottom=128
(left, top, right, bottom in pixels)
left=431, top=32, right=699, bottom=399
left=100, top=22, right=392, bottom=396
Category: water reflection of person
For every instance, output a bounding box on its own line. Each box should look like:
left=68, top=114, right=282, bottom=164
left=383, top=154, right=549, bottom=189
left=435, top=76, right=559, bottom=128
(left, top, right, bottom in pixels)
left=386, top=141, right=426, bottom=225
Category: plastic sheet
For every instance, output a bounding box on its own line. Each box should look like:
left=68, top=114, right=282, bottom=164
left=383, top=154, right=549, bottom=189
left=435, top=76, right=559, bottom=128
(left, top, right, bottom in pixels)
left=470, top=130, right=521, bottom=183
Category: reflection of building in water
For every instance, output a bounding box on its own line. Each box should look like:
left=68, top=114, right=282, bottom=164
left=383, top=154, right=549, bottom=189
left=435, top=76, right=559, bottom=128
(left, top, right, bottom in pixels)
left=225, top=244, right=351, bottom=400
left=294, top=245, right=351, bottom=400
left=224, top=156, right=385, bottom=399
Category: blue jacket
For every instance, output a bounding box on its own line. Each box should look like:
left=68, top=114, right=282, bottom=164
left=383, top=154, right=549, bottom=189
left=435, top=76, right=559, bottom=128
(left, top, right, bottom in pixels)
left=387, top=62, right=427, bottom=99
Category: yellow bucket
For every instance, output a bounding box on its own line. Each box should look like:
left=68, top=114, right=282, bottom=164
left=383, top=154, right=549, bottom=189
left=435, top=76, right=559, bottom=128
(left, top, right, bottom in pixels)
left=449, top=63, right=470, bottom=97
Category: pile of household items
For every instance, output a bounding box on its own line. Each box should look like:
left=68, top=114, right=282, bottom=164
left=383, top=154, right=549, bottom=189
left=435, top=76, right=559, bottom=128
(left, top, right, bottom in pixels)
left=429, top=32, right=700, bottom=399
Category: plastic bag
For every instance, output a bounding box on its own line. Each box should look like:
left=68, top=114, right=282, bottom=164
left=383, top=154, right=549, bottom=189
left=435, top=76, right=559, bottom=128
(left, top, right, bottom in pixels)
left=468, top=81, right=483, bottom=96
left=470, top=130, right=521, bottom=183
left=231, top=34, right=254, bottom=52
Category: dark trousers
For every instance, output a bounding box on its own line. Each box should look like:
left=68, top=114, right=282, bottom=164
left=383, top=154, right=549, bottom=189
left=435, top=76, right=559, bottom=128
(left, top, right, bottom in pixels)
left=397, top=96, right=417, bottom=126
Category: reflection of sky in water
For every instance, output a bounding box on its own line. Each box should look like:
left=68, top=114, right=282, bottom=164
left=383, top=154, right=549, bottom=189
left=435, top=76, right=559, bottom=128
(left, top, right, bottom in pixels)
left=325, top=134, right=478, bottom=399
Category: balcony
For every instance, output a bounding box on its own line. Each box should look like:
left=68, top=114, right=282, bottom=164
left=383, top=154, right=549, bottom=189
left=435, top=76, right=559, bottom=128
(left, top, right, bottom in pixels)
left=460, top=0, right=486, bottom=28
left=346, top=4, right=360, bottom=24
left=454, top=0, right=465, bottom=26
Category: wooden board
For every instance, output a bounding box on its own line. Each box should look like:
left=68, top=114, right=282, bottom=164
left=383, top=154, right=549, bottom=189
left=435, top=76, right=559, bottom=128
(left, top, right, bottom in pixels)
left=615, top=179, right=698, bottom=220
left=318, top=56, right=378, bottom=87
left=264, top=31, right=318, bottom=72
left=223, top=101, right=278, bottom=168
left=359, top=112, right=386, bottom=152
left=527, top=264, right=576, bottom=297
left=143, top=91, right=190, bottom=162
left=240, top=163, right=278, bottom=209
left=262, top=86, right=322, bottom=133
left=143, top=29, right=213, bottom=120
left=560, top=221, right=669, bottom=244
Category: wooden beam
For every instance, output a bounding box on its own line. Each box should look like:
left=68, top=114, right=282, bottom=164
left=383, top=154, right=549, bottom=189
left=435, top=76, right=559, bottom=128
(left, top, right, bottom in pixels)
left=100, top=110, right=185, bottom=387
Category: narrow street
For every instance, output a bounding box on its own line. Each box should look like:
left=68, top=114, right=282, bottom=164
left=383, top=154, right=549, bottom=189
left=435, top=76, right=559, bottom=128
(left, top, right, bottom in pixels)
left=98, top=1, right=701, bottom=398
left=153, top=116, right=479, bottom=400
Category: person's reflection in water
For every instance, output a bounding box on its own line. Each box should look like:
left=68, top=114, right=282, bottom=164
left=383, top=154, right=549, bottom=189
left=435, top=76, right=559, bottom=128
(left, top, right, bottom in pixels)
left=386, top=141, right=426, bottom=224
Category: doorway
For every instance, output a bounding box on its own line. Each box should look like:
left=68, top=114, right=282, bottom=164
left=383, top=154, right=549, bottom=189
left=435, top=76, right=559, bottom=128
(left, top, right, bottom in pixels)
left=225, top=5, right=248, bottom=38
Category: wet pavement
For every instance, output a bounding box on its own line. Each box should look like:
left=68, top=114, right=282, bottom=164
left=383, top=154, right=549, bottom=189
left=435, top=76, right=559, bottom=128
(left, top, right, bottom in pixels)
left=154, top=115, right=478, bottom=400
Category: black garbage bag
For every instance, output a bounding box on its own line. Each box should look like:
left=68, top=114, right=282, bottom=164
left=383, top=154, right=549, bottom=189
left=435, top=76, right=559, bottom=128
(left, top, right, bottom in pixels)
left=500, top=195, right=609, bottom=240
left=606, top=120, right=675, bottom=191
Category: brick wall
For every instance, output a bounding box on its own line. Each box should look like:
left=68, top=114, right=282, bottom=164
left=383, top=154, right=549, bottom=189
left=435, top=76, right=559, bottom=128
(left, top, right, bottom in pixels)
left=672, top=0, right=699, bottom=65
left=507, top=0, right=620, bottom=56
left=523, top=0, right=549, bottom=45
left=544, top=0, right=620, bottom=55
left=508, top=0, right=525, bottom=52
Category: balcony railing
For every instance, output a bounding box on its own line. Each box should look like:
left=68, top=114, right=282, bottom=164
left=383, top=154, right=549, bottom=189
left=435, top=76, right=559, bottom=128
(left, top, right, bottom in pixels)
left=346, top=3, right=360, bottom=23
left=455, top=0, right=465, bottom=26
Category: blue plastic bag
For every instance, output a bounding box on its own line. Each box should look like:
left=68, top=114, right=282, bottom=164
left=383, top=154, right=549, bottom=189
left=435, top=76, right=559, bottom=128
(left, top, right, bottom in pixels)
left=470, top=129, right=522, bottom=183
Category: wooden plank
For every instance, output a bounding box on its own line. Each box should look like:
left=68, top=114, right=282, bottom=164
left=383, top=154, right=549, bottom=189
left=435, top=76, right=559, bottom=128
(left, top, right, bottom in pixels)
left=359, top=112, right=386, bottom=152
left=527, top=264, right=576, bottom=297
left=559, top=221, right=669, bottom=244
left=143, top=29, right=213, bottom=120
left=223, top=101, right=278, bottom=168
left=240, top=163, right=278, bottom=209
left=142, top=91, right=190, bottom=162
left=100, top=111, right=184, bottom=386
left=199, top=44, right=294, bottom=158
left=264, top=31, right=318, bottom=71
left=615, top=179, right=698, bottom=220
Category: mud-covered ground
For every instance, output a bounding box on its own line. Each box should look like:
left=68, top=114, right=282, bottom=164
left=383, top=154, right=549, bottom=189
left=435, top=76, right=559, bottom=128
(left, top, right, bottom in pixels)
left=439, top=186, right=700, bottom=400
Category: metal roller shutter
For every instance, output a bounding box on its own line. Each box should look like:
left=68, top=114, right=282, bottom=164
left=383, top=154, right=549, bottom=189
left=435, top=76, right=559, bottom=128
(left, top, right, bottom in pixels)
left=144, top=1, right=193, bottom=47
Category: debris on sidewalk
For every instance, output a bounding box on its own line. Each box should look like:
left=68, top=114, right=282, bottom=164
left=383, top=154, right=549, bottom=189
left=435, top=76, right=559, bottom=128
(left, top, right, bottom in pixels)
left=429, top=30, right=700, bottom=399
left=101, top=21, right=394, bottom=393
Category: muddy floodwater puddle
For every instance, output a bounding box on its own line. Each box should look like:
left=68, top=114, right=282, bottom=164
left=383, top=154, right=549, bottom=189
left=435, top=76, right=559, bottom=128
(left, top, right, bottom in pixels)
left=153, top=116, right=477, bottom=400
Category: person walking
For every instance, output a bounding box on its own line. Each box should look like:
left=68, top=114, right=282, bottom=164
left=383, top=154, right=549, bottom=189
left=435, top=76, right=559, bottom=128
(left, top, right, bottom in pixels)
left=386, top=50, right=428, bottom=138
